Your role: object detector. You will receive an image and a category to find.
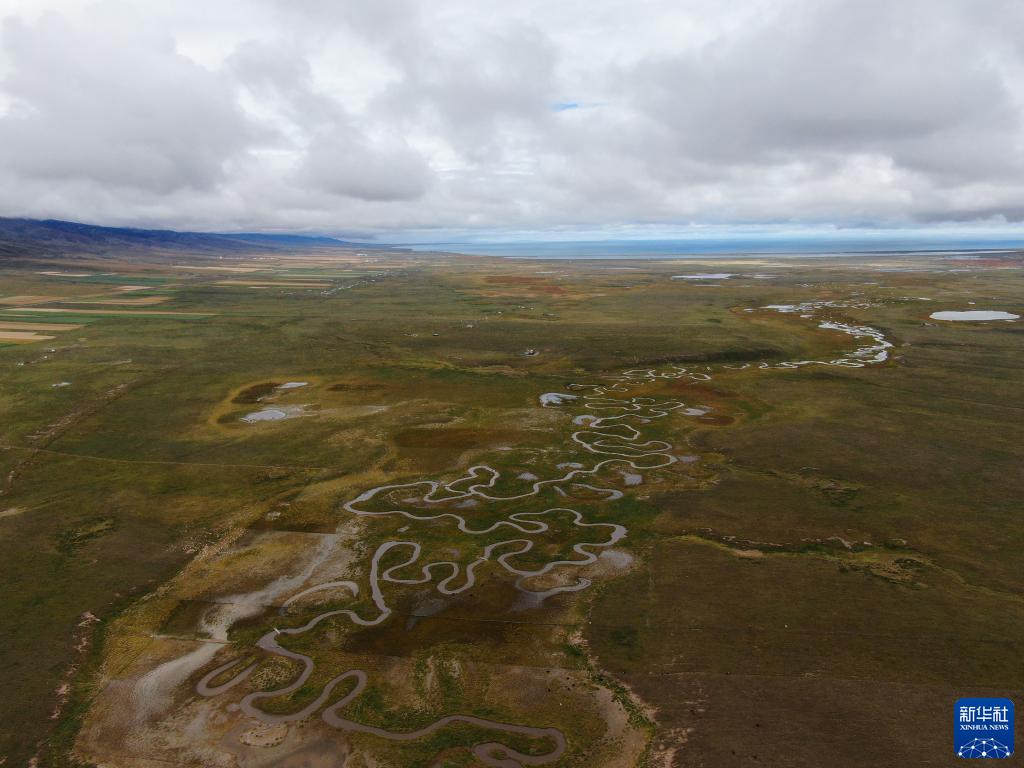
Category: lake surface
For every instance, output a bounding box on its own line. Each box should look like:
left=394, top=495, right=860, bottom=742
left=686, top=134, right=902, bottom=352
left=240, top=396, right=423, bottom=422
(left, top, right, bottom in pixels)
left=672, top=273, right=733, bottom=280
left=404, top=236, right=1024, bottom=259
left=930, top=310, right=1019, bottom=321
left=241, top=408, right=288, bottom=422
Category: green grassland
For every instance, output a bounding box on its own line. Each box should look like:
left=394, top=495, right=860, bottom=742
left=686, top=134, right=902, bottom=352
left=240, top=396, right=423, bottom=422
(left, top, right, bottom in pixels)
left=0, top=250, right=1021, bottom=766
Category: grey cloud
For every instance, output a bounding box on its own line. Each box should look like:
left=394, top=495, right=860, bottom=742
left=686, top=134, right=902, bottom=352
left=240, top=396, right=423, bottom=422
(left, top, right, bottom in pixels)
left=1, top=0, right=1023, bottom=233
left=301, top=133, right=433, bottom=201
left=226, top=38, right=434, bottom=202
left=0, top=6, right=252, bottom=194
left=621, top=0, right=1022, bottom=179
left=374, top=21, right=558, bottom=160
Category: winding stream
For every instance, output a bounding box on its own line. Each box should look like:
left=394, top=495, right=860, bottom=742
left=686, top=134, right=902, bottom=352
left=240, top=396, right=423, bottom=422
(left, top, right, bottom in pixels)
left=173, top=302, right=894, bottom=765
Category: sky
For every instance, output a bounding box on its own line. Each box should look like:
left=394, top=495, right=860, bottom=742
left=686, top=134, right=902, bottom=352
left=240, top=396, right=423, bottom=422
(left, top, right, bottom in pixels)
left=1, top=0, right=1024, bottom=242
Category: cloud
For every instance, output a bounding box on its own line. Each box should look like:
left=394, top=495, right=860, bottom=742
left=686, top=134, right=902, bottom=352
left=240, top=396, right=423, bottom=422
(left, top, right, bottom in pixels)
left=621, top=0, right=1022, bottom=181
left=0, top=0, right=1023, bottom=235
left=0, top=4, right=252, bottom=194
left=301, top=133, right=433, bottom=201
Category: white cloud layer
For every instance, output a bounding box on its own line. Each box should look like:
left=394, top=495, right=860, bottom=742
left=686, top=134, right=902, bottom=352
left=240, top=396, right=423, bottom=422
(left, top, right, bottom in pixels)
left=1, top=0, right=1023, bottom=237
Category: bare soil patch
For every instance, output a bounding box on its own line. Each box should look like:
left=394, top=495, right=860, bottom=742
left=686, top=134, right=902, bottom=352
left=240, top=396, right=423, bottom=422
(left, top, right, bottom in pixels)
left=0, top=295, right=61, bottom=305
left=0, top=321, right=83, bottom=331
left=0, top=330, right=56, bottom=343
left=74, top=296, right=171, bottom=306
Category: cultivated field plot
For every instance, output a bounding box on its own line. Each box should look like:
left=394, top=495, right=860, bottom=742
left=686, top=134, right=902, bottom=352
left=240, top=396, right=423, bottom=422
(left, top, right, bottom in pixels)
left=0, top=249, right=1021, bottom=767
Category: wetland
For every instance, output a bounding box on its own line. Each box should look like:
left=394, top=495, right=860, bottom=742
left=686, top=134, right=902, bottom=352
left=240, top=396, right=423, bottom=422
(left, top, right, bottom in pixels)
left=0, top=247, right=1021, bottom=767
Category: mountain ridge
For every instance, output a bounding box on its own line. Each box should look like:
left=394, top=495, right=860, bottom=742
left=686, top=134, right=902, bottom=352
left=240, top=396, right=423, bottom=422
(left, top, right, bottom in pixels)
left=0, top=217, right=388, bottom=260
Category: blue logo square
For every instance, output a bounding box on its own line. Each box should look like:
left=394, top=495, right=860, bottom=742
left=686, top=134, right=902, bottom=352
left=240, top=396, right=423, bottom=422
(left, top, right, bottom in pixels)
left=955, top=698, right=1014, bottom=759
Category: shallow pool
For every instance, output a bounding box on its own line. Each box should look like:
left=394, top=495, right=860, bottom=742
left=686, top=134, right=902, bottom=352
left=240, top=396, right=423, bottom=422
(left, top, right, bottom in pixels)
left=930, top=310, right=1019, bottom=321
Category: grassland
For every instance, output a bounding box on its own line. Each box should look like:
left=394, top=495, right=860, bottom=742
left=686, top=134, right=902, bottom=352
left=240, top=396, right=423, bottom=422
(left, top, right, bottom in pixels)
left=0, top=248, right=1021, bottom=766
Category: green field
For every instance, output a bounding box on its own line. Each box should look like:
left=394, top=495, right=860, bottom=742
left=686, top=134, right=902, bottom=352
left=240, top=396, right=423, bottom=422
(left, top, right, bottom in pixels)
left=0, top=249, right=1021, bottom=767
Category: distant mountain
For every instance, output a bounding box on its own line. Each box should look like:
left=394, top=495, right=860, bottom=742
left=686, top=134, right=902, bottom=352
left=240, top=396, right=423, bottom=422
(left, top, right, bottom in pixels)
left=221, top=232, right=373, bottom=248
left=0, top=217, right=387, bottom=260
